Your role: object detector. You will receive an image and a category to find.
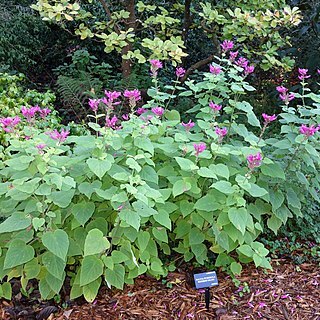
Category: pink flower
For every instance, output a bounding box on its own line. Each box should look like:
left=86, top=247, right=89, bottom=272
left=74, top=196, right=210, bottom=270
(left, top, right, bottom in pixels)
left=229, top=51, right=238, bottom=61
left=38, top=108, right=51, bottom=118
left=122, top=114, right=129, bottom=121
left=298, top=68, right=310, bottom=81
left=193, top=142, right=206, bottom=156
left=106, top=115, right=118, bottom=129
left=88, top=99, right=100, bottom=112
left=151, top=107, right=164, bottom=117
left=176, top=67, right=186, bottom=78
left=276, top=86, right=295, bottom=104
left=244, top=65, right=254, bottom=75
left=136, top=107, right=147, bottom=115
left=247, top=152, right=262, bottom=170
left=236, top=57, right=249, bottom=68
left=0, top=116, right=21, bottom=133
left=299, top=124, right=319, bottom=137
left=21, top=106, right=40, bottom=122
left=150, top=59, right=163, bottom=77
left=47, top=129, right=69, bottom=144
left=276, top=86, right=288, bottom=94
left=209, top=101, right=222, bottom=112
left=124, top=89, right=141, bottom=109
left=317, top=69, right=320, bottom=75
left=210, top=65, right=222, bottom=75
left=221, top=40, right=234, bottom=52
left=258, top=302, right=267, bottom=308
left=102, top=91, right=121, bottom=110
left=262, top=113, right=277, bottom=124
left=36, top=143, right=46, bottom=154
left=215, top=127, right=228, bottom=142
left=181, top=120, right=195, bottom=131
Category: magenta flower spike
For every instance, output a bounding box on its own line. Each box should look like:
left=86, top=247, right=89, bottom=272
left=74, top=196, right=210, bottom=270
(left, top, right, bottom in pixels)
left=236, top=57, right=249, bottom=68
left=0, top=116, right=21, bottom=133
left=21, top=106, right=40, bottom=122
left=209, top=101, right=222, bottom=112
left=88, top=99, right=100, bottom=113
left=136, top=107, right=147, bottom=115
left=220, top=40, right=234, bottom=52
left=151, top=107, right=164, bottom=117
left=124, top=89, right=141, bottom=109
left=299, top=124, right=319, bottom=137
left=298, top=68, right=311, bottom=81
left=181, top=120, right=195, bottom=132
left=229, top=51, right=239, bottom=61
left=193, top=142, right=206, bottom=157
left=47, top=128, right=69, bottom=144
left=176, top=67, right=186, bottom=78
left=215, top=127, right=228, bottom=142
left=150, top=59, right=163, bottom=77
left=106, top=115, right=118, bottom=129
left=262, top=113, right=277, bottom=125
left=209, top=65, right=222, bottom=75
left=244, top=65, right=255, bottom=75
left=39, top=108, right=51, bottom=118
left=247, top=152, right=262, bottom=170
left=276, top=86, right=295, bottom=104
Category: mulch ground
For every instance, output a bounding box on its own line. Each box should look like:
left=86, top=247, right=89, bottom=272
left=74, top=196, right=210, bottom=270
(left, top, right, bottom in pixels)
left=1, top=259, right=319, bottom=320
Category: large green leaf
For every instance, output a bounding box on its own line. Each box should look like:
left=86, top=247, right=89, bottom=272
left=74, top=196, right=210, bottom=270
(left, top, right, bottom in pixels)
left=42, top=230, right=69, bottom=261
left=228, top=207, right=248, bottom=235
left=211, top=181, right=234, bottom=194
left=0, top=212, right=31, bottom=234
left=119, top=209, right=141, bottom=231
left=42, top=252, right=65, bottom=280
left=134, top=137, right=154, bottom=155
left=172, top=180, right=191, bottom=197
left=189, top=227, right=205, bottom=245
left=174, top=157, right=198, bottom=172
left=194, top=194, right=220, bottom=212
left=86, top=157, right=113, bottom=179
left=4, top=239, right=34, bottom=269
left=49, top=189, right=75, bottom=208
left=84, top=229, right=110, bottom=256
left=105, top=264, right=125, bottom=289
left=72, top=202, right=95, bottom=226
left=80, top=255, right=104, bottom=286
left=83, top=278, right=101, bottom=302
left=154, top=209, right=171, bottom=229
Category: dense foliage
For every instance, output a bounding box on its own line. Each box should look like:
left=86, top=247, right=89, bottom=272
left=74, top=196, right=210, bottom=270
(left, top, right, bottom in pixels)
left=0, top=53, right=319, bottom=302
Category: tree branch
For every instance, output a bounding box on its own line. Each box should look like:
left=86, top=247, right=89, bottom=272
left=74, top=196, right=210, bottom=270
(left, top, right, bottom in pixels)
left=98, top=0, right=121, bottom=34
left=182, top=0, right=192, bottom=44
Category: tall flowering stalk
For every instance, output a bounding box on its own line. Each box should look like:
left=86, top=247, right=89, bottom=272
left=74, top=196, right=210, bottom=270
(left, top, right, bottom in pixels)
left=47, top=129, right=69, bottom=145
left=246, top=152, right=263, bottom=177
left=0, top=116, right=21, bottom=133
left=257, top=113, right=277, bottom=145
left=193, top=142, right=206, bottom=158
left=124, top=89, right=141, bottom=114
left=298, top=68, right=310, bottom=107
left=276, top=86, right=295, bottom=105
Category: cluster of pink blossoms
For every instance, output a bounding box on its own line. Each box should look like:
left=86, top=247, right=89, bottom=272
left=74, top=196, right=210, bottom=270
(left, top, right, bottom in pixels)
left=176, top=67, right=186, bottom=78
left=150, top=59, right=163, bottom=77
left=210, top=65, right=222, bottom=75
left=209, top=102, right=222, bottom=112
left=124, top=89, right=141, bottom=109
left=215, top=127, right=228, bottom=143
left=181, top=120, right=195, bottom=132
left=151, top=107, right=164, bottom=117
left=21, top=105, right=51, bottom=122
left=298, top=68, right=310, bottom=81
left=47, top=128, right=69, bottom=144
left=299, top=124, right=319, bottom=137
left=247, top=152, right=263, bottom=170
left=262, top=113, right=277, bottom=125
left=0, top=116, right=21, bottom=133
left=276, top=86, right=295, bottom=104
left=193, top=142, right=206, bottom=157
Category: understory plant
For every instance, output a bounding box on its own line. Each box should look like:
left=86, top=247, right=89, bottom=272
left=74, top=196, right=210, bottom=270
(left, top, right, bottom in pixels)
left=0, top=45, right=319, bottom=302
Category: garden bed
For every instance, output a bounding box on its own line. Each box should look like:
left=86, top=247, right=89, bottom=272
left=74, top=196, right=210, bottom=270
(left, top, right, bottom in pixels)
left=1, top=259, right=319, bottom=320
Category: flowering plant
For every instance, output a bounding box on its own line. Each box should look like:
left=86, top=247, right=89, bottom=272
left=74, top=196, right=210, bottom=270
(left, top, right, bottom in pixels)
left=0, top=55, right=319, bottom=303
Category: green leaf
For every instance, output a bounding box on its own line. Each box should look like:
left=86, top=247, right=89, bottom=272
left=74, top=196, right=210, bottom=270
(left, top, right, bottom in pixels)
left=119, top=209, right=141, bottom=231
left=0, top=212, right=31, bottom=234
left=24, top=259, right=41, bottom=279
left=211, top=181, right=234, bottom=194
left=154, top=209, right=171, bottom=229
left=42, top=252, right=65, bottom=280
left=80, top=255, right=104, bottom=286
left=228, top=207, right=248, bottom=235
left=4, top=240, right=34, bottom=269
left=174, top=157, right=198, bottom=172
left=1, top=283, right=12, bottom=300
left=230, top=262, right=242, bottom=275
left=134, top=137, right=154, bottom=155
left=210, top=164, right=229, bottom=180
left=137, top=231, right=150, bottom=252
left=49, top=189, right=75, bottom=208
left=83, top=278, right=101, bottom=302
left=72, top=202, right=95, bottom=226
left=286, top=188, right=301, bottom=209
left=105, top=264, right=125, bottom=289
left=197, top=167, right=217, bottom=179
left=132, top=201, right=158, bottom=217
left=261, top=163, right=285, bottom=179
left=189, top=227, right=205, bottom=245
left=32, top=217, right=45, bottom=231
left=84, top=229, right=110, bottom=256
left=152, top=227, right=168, bottom=243
left=42, top=230, right=69, bottom=261
left=45, top=271, right=65, bottom=294
left=78, top=181, right=102, bottom=198
left=172, top=180, right=191, bottom=197
left=194, top=194, right=220, bottom=212
left=237, top=244, right=254, bottom=257
left=87, top=157, right=112, bottom=179
left=240, top=183, right=268, bottom=197
left=267, top=215, right=282, bottom=234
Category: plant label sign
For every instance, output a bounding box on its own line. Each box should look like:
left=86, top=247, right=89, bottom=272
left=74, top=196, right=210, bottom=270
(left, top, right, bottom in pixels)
left=193, top=271, right=218, bottom=289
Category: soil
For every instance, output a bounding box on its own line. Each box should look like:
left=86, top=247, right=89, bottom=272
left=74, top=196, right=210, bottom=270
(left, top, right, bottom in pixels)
left=1, top=259, right=319, bottom=320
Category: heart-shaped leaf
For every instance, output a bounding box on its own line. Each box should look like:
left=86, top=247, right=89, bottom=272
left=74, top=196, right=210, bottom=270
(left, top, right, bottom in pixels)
left=42, top=230, right=69, bottom=261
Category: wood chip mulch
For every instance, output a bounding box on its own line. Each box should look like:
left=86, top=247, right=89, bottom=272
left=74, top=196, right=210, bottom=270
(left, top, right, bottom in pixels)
left=1, top=259, right=319, bottom=320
